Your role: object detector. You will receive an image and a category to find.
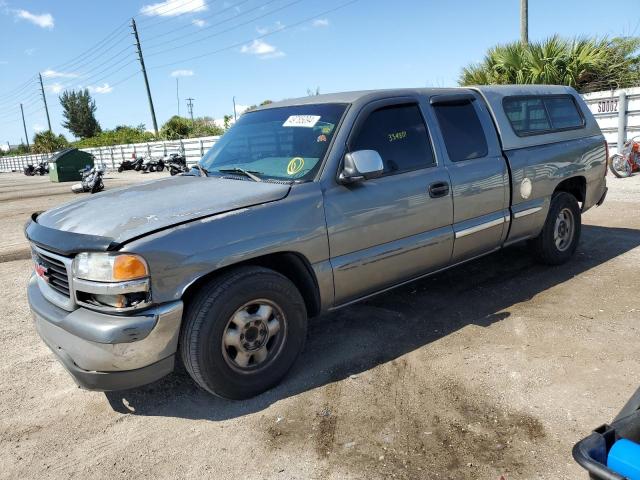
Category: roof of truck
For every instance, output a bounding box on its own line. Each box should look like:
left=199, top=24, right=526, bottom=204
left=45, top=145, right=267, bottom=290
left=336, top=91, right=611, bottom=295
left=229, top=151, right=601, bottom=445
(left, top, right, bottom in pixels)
left=259, top=85, right=602, bottom=151
left=260, top=85, right=577, bottom=108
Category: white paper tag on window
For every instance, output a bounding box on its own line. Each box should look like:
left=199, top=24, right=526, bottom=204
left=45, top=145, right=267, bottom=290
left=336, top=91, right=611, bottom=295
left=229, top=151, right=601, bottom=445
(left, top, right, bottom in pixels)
left=282, top=115, right=321, bottom=128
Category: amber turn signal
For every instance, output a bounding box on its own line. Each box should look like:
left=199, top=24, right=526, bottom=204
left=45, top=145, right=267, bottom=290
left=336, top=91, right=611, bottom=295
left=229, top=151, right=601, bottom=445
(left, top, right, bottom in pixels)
left=113, top=255, right=148, bottom=281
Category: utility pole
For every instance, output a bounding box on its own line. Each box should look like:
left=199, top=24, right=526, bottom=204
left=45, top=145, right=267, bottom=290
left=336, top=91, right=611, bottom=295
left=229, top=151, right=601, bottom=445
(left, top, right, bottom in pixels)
left=20, top=103, right=30, bottom=150
left=186, top=97, right=194, bottom=121
left=520, top=0, right=528, bottom=45
left=131, top=18, right=158, bottom=136
left=232, top=96, right=237, bottom=121
left=176, top=78, right=180, bottom=116
left=38, top=73, right=52, bottom=133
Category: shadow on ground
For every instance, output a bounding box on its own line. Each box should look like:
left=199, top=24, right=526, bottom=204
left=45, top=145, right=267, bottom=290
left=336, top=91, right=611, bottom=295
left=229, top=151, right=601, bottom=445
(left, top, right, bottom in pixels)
left=105, top=224, right=640, bottom=419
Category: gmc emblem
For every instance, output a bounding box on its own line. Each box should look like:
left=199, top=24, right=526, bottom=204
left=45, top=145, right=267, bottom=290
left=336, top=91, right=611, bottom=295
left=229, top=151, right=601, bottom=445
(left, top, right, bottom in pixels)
left=34, top=262, right=49, bottom=282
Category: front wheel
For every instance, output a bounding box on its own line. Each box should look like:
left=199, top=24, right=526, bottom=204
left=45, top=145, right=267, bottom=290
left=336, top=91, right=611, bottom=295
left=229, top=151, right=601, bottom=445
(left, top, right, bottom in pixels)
left=609, top=154, right=633, bottom=178
left=528, top=192, right=581, bottom=265
left=180, top=266, right=307, bottom=399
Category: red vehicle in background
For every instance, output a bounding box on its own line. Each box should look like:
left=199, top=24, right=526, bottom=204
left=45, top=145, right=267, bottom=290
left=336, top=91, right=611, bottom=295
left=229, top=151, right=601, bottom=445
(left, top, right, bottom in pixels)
left=609, top=136, right=640, bottom=177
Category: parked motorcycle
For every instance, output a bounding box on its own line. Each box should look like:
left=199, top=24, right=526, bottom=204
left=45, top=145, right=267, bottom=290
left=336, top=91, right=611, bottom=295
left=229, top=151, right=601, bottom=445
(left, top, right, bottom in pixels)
left=142, top=156, right=165, bottom=173
left=609, top=136, right=640, bottom=177
left=23, top=161, right=49, bottom=176
left=71, top=165, right=105, bottom=194
left=117, top=155, right=145, bottom=173
left=165, top=153, right=188, bottom=176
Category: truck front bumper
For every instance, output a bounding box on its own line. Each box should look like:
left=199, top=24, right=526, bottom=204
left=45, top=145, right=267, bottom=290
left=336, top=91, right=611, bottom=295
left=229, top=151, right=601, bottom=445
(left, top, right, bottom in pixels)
left=27, top=275, right=183, bottom=391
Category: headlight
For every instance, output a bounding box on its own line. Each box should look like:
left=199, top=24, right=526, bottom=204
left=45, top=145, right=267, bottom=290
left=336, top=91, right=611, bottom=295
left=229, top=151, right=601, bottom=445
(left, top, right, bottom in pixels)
left=72, top=252, right=151, bottom=312
left=73, top=252, right=148, bottom=282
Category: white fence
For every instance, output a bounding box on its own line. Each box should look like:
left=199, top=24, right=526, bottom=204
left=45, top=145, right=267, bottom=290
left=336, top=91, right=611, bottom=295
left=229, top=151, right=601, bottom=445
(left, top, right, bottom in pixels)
left=3, top=87, right=640, bottom=172
left=582, top=87, right=640, bottom=155
left=0, top=136, right=220, bottom=173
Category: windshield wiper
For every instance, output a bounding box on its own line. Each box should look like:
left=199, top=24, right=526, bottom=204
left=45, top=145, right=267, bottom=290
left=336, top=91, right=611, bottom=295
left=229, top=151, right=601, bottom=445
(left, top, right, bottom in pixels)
left=218, top=167, right=262, bottom=182
left=195, top=163, right=209, bottom=177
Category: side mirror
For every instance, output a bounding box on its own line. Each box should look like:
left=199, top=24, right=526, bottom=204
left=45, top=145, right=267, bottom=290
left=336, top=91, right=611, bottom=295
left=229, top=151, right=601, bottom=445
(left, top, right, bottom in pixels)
left=339, top=150, right=384, bottom=184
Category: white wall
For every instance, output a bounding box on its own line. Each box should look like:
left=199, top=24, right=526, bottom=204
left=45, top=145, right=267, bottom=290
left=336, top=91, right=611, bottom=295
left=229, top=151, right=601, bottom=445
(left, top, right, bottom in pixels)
left=582, top=87, right=640, bottom=155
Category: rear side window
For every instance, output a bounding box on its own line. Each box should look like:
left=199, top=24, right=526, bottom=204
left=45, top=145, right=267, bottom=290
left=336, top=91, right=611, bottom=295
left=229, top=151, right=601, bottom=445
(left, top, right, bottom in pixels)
left=351, top=104, right=435, bottom=174
left=503, top=95, right=584, bottom=136
left=433, top=101, right=488, bottom=161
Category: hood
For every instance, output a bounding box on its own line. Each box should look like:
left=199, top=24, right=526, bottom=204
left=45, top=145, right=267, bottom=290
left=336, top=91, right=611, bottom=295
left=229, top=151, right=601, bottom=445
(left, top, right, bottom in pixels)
left=36, top=175, right=290, bottom=244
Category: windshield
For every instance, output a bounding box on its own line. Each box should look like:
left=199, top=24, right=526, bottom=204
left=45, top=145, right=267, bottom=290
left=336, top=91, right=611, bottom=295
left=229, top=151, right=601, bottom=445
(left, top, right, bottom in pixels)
left=200, top=103, right=347, bottom=181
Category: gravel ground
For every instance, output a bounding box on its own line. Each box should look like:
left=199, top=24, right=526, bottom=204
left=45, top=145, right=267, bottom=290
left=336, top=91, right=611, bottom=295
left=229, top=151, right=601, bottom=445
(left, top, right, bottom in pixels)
left=0, top=172, right=638, bottom=480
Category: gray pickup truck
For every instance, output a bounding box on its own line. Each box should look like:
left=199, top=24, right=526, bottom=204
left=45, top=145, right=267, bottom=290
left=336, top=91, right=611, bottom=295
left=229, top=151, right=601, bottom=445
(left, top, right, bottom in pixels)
left=26, top=85, right=608, bottom=399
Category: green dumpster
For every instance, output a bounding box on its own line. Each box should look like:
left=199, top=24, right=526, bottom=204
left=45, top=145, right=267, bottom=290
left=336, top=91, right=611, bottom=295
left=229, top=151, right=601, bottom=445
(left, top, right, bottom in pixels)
left=48, top=148, right=95, bottom=182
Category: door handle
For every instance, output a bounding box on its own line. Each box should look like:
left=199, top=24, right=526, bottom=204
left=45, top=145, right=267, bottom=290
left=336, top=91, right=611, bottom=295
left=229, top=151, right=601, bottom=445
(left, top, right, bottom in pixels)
left=429, top=181, right=450, bottom=198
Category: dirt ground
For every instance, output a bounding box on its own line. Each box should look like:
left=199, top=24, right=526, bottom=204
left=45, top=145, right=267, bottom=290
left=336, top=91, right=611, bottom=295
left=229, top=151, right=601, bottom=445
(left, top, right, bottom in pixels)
left=0, top=171, right=639, bottom=480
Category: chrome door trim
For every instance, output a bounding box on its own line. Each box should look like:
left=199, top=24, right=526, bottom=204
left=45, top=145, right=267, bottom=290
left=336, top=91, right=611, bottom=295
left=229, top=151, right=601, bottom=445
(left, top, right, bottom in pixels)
left=455, top=215, right=509, bottom=239
left=513, top=206, right=542, bottom=219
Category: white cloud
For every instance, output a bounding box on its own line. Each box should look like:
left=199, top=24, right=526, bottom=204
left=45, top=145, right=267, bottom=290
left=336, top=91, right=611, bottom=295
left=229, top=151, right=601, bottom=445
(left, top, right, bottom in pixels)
left=312, top=18, right=329, bottom=27
left=256, top=21, right=284, bottom=35
left=141, top=0, right=207, bottom=17
left=25, top=48, right=36, bottom=56
left=87, top=83, right=113, bottom=94
left=170, top=69, right=194, bottom=77
left=46, top=82, right=63, bottom=94
left=42, top=69, right=78, bottom=79
left=33, top=123, right=45, bottom=133
left=192, top=18, right=206, bottom=27
left=14, top=9, right=54, bottom=29
left=240, top=40, right=284, bottom=59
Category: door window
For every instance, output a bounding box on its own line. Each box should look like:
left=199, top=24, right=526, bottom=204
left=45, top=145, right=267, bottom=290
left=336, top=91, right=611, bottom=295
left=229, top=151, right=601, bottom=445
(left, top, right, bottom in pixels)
left=433, top=101, right=488, bottom=162
left=351, top=104, right=435, bottom=175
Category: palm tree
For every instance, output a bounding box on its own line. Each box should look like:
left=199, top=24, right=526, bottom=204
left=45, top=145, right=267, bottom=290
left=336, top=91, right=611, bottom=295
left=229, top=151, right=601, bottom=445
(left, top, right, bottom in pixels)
left=460, top=36, right=640, bottom=93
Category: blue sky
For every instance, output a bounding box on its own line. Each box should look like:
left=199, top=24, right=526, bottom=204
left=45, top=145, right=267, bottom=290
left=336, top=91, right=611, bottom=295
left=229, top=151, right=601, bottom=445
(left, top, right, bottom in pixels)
left=0, top=0, right=638, bottom=145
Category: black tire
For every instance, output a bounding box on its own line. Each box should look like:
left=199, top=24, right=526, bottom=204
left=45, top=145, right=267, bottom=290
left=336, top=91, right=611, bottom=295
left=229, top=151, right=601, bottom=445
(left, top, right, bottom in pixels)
left=180, top=266, right=307, bottom=399
left=157, top=164, right=164, bottom=172
left=117, top=166, right=124, bottom=173
left=529, top=192, right=581, bottom=265
left=609, top=154, right=633, bottom=178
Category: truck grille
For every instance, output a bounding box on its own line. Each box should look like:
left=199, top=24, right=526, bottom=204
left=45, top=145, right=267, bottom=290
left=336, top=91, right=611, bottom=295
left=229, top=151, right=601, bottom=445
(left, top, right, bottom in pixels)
left=33, top=249, right=70, bottom=298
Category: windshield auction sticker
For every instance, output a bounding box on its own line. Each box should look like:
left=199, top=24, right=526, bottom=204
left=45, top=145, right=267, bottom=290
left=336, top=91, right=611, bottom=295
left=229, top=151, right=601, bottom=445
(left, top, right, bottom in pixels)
left=287, top=157, right=305, bottom=175
left=283, top=115, right=321, bottom=128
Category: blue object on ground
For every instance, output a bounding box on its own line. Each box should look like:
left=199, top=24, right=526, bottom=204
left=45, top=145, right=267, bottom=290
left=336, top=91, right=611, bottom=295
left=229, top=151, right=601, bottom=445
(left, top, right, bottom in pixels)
left=608, top=439, right=640, bottom=480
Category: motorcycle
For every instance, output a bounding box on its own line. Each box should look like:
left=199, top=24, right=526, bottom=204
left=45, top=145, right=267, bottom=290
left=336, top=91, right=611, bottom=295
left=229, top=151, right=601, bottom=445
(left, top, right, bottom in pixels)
left=71, top=165, right=105, bottom=194
left=142, top=156, right=165, bottom=173
left=23, top=161, right=49, bottom=176
left=609, top=136, right=640, bottom=178
left=165, top=153, right=188, bottom=176
left=117, top=155, right=145, bottom=172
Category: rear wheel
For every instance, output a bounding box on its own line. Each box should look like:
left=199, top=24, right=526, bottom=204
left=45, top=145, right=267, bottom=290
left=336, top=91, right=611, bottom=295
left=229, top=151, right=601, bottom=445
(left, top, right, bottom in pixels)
left=528, top=192, right=581, bottom=265
left=180, top=266, right=307, bottom=399
left=609, top=154, right=633, bottom=178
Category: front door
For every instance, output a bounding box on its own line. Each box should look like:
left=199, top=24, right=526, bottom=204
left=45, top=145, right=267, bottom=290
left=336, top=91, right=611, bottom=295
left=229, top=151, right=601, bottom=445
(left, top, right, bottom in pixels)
left=323, top=99, right=454, bottom=306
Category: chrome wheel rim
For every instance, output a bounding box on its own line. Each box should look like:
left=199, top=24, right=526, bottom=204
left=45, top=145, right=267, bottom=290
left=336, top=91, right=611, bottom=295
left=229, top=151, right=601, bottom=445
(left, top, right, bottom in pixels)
left=221, top=299, right=286, bottom=373
left=554, top=207, right=575, bottom=252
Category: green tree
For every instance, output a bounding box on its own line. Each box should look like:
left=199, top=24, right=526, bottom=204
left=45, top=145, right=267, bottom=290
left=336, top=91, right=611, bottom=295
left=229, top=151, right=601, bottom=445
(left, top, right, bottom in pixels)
left=59, top=89, right=101, bottom=138
left=160, top=115, right=191, bottom=140
left=73, top=124, right=155, bottom=148
left=459, top=36, right=640, bottom=93
left=32, top=131, right=69, bottom=153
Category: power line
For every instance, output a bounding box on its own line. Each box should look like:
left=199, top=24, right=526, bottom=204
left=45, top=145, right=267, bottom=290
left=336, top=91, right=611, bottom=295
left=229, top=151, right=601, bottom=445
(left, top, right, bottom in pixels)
left=142, top=0, right=254, bottom=44
left=49, top=26, right=131, bottom=74
left=148, top=0, right=360, bottom=69
left=136, top=0, right=218, bottom=28
left=146, top=0, right=305, bottom=57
